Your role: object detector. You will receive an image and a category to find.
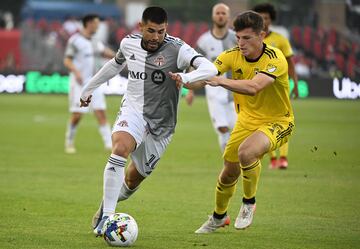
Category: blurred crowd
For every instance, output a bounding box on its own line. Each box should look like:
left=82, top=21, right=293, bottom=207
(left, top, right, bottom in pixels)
left=1, top=13, right=360, bottom=81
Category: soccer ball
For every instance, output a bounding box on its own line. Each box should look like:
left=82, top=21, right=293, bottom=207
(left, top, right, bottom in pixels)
left=103, top=213, right=138, bottom=247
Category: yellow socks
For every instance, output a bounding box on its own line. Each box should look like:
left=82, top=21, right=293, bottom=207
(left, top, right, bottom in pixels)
left=214, top=179, right=237, bottom=215
left=279, top=142, right=289, bottom=158
left=269, top=150, right=276, bottom=158
left=241, top=160, right=262, bottom=199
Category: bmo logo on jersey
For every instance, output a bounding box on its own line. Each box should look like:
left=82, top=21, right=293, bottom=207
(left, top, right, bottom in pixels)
left=151, top=70, right=166, bottom=84
left=129, top=70, right=148, bottom=80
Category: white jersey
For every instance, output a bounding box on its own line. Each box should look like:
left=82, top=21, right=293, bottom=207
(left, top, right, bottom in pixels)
left=115, top=34, right=204, bottom=138
left=65, top=33, right=105, bottom=83
left=196, top=29, right=237, bottom=103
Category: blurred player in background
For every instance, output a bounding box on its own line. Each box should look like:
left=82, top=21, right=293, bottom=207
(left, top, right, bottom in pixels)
left=194, top=3, right=237, bottom=152
left=79, top=7, right=217, bottom=236
left=196, top=11, right=295, bottom=233
left=63, top=14, right=115, bottom=154
left=253, top=3, right=298, bottom=169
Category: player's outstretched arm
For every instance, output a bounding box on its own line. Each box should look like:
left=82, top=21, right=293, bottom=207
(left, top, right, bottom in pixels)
left=207, top=72, right=274, bottom=96
left=80, top=58, right=125, bottom=104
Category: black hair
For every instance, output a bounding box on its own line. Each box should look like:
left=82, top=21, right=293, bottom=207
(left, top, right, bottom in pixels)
left=252, top=3, right=276, bottom=21
left=82, top=14, right=100, bottom=27
left=142, top=6, right=168, bottom=24
left=233, top=11, right=264, bottom=33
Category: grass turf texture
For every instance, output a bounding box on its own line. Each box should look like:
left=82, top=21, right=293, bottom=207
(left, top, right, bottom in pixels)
left=0, top=95, right=359, bottom=249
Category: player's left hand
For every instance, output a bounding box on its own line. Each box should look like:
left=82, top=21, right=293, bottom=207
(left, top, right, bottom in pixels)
left=291, top=87, right=299, bottom=99
left=80, top=95, right=92, bottom=107
left=169, top=72, right=187, bottom=89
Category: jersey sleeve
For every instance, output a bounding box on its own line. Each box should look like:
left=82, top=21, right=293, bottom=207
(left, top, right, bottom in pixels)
left=213, top=50, right=232, bottom=76
left=280, top=37, right=293, bottom=58
left=259, top=55, right=287, bottom=80
left=96, top=41, right=106, bottom=55
left=177, top=42, right=203, bottom=70
left=114, top=39, right=127, bottom=66
left=64, top=38, right=77, bottom=58
left=195, top=34, right=207, bottom=56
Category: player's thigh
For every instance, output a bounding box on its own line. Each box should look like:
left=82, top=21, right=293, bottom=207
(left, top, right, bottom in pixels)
left=130, top=133, right=172, bottom=178
left=238, top=130, right=271, bottom=162
left=112, top=105, right=147, bottom=149
left=223, top=121, right=252, bottom=163
left=258, top=121, right=295, bottom=152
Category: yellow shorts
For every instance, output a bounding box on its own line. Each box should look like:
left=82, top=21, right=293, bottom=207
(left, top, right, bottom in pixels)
left=223, top=119, right=295, bottom=163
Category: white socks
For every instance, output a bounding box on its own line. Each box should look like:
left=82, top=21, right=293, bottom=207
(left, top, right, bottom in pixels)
left=99, top=124, right=112, bottom=149
left=118, top=182, right=139, bottom=201
left=103, top=154, right=126, bottom=217
left=65, top=123, right=78, bottom=145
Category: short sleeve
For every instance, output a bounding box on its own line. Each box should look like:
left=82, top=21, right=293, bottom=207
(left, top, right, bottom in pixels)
left=64, top=39, right=77, bottom=58
left=280, top=37, right=293, bottom=58
left=96, top=41, right=105, bottom=54
left=259, top=56, right=287, bottom=79
left=114, top=40, right=126, bottom=65
left=213, top=51, right=231, bottom=76
left=177, top=43, right=203, bottom=70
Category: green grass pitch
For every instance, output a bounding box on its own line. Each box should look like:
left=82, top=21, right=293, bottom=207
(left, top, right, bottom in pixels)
left=0, top=94, right=359, bottom=249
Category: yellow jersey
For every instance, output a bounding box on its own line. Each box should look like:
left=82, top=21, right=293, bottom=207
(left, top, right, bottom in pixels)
left=214, top=43, right=294, bottom=129
left=264, top=31, right=293, bottom=58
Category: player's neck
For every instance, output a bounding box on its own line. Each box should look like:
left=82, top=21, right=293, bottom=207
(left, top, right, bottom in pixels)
left=81, top=30, right=92, bottom=39
left=212, top=26, right=228, bottom=39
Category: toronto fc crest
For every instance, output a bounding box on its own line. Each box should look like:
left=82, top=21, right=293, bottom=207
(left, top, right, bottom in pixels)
left=154, top=55, right=166, bottom=67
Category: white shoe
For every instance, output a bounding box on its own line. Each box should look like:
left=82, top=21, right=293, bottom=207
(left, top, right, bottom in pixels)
left=65, top=143, right=76, bottom=154
left=91, top=201, right=103, bottom=229
left=195, top=215, right=230, bottom=234
left=93, top=215, right=109, bottom=236
left=234, top=203, right=256, bottom=229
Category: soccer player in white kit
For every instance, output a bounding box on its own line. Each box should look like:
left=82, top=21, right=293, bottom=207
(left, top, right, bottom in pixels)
left=79, top=7, right=218, bottom=236
left=63, top=14, right=115, bottom=154
left=196, top=3, right=237, bottom=152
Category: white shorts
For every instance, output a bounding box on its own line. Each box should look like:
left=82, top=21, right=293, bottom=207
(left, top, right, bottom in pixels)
left=69, top=78, right=106, bottom=113
left=112, top=104, right=172, bottom=177
left=205, top=86, right=237, bottom=131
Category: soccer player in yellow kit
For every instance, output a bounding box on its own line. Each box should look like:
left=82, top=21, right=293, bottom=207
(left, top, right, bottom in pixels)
left=195, top=11, right=295, bottom=233
left=253, top=3, right=299, bottom=169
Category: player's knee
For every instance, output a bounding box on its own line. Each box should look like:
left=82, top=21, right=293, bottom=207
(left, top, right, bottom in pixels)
left=112, top=141, right=131, bottom=158
left=220, top=161, right=241, bottom=183
left=238, top=147, right=254, bottom=166
left=217, top=126, right=229, bottom=133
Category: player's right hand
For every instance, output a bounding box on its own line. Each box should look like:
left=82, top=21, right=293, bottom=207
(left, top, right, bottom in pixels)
left=80, top=95, right=92, bottom=107
left=75, top=70, right=83, bottom=85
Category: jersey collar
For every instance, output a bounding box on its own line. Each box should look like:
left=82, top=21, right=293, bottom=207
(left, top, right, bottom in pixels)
left=245, top=43, right=266, bottom=62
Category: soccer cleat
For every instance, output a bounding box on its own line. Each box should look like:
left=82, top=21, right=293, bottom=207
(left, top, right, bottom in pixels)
left=93, top=215, right=108, bottom=236
left=234, top=203, right=256, bottom=230
left=195, top=215, right=230, bottom=234
left=278, top=157, right=288, bottom=169
left=91, top=201, right=104, bottom=229
left=65, top=143, right=76, bottom=154
left=268, top=157, right=277, bottom=169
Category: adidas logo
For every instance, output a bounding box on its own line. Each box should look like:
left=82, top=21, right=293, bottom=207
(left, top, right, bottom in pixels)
left=235, top=68, right=243, bottom=74
left=129, top=54, right=136, bottom=60
left=107, top=167, right=116, bottom=172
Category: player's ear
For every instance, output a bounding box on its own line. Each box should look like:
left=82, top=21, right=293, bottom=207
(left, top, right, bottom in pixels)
left=138, top=21, right=144, bottom=32
left=259, top=30, right=266, bottom=39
